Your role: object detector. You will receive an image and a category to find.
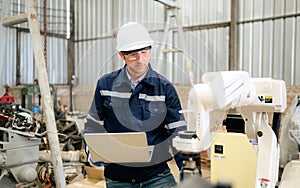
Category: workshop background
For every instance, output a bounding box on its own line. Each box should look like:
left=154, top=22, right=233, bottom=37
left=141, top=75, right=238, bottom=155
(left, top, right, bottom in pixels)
left=0, top=0, right=300, bottom=187
left=1, top=0, right=300, bottom=112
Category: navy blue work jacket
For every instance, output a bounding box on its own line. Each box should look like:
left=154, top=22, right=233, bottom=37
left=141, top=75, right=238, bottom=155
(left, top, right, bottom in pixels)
left=84, top=64, right=186, bottom=183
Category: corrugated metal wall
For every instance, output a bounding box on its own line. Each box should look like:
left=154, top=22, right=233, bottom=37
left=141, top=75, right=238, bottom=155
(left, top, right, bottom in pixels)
left=238, top=0, right=300, bottom=85
left=17, top=32, right=68, bottom=84
left=0, top=0, right=68, bottom=87
left=1, top=0, right=300, bottom=88
left=74, top=0, right=300, bottom=86
left=74, top=0, right=166, bottom=86
left=74, top=0, right=232, bottom=85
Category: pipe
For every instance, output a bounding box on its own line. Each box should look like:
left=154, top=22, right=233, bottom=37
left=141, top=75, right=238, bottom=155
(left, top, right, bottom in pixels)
left=66, top=0, right=70, bottom=39
left=25, top=0, right=66, bottom=187
left=2, top=13, right=28, bottom=27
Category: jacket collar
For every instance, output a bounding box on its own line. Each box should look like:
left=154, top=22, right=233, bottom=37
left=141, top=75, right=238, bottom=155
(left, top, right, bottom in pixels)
left=113, top=64, right=158, bottom=90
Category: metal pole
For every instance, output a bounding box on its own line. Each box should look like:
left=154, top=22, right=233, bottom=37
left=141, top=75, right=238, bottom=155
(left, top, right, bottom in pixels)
left=25, top=0, right=66, bottom=187
left=68, top=0, right=75, bottom=112
left=0, top=0, right=11, bottom=96
left=2, top=13, right=28, bottom=26
left=229, top=0, right=238, bottom=70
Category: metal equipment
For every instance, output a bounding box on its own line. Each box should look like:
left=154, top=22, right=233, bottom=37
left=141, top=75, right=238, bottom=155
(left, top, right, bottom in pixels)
left=0, top=102, right=42, bottom=187
left=278, top=96, right=300, bottom=188
left=0, top=128, right=41, bottom=187
left=20, top=82, right=58, bottom=115
left=173, top=71, right=255, bottom=181
left=155, top=0, right=195, bottom=86
left=0, top=99, right=85, bottom=187
left=173, top=71, right=287, bottom=188
left=1, top=0, right=66, bottom=186
left=0, top=85, right=14, bottom=104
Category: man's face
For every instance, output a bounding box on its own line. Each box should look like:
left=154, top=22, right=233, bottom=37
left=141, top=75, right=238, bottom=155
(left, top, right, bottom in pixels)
left=119, top=49, right=151, bottom=76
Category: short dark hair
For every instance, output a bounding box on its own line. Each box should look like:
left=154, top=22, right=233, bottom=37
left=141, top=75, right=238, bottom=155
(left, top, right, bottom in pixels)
left=121, top=46, right=152, bottom=55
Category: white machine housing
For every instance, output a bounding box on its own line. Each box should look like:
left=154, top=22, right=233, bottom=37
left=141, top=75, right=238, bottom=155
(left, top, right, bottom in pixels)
left=174, top=71, right=256, bottom=153
left=173, top=71, right=287, bottom=188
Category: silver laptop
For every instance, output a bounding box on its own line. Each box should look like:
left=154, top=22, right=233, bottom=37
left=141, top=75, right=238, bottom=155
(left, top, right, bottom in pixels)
left=84, top=132, right=154, bottom=163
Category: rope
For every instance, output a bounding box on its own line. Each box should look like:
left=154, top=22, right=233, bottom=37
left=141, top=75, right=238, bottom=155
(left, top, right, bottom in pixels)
left=43, top=0, right=47, bottom=67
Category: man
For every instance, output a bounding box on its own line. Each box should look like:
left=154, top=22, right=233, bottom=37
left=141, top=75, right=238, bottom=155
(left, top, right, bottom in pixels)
left=84, top=22, right=186, bottom=188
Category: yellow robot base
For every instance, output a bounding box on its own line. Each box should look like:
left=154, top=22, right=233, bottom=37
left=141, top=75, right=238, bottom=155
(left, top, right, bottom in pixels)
left=211, top=132, right=258, bottom=188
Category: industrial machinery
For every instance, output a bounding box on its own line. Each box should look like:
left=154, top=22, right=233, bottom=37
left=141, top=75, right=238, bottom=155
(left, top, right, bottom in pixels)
left=173, top=71, right=287, bottom=188
left=0, top=127, right=41, bottom=187
left=278, top=96, right=300, bottom=188
left=0, top=102, right=42, bottom=187
left=0, top=87, right=85, bottom=187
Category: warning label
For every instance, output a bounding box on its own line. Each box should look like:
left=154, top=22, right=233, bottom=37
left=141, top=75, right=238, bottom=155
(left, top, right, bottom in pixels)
left=258, top=96, right=273, bottom=103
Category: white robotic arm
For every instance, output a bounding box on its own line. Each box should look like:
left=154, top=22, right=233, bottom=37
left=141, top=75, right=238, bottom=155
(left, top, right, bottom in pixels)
left=174, top=71, right=256, bottom=153
left=173, top=70, right=287, bottom=187
left=238, top=78, right=286, bottom=139
left=237, top=78, right=286, bottom=188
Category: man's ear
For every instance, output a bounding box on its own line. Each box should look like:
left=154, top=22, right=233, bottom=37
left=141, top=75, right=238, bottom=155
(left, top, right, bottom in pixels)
left=118, top=52, right=125, bottom=60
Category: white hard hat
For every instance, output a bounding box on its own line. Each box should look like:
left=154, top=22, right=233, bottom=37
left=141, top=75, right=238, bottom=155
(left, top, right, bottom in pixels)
left=116, top=22, right=154, bottom=52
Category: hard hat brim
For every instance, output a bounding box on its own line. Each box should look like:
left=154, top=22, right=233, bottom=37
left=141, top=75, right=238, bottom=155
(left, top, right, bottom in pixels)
left=121, top=46, right=152, bottom=55
left=116, top=41, right=154, bottom=52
